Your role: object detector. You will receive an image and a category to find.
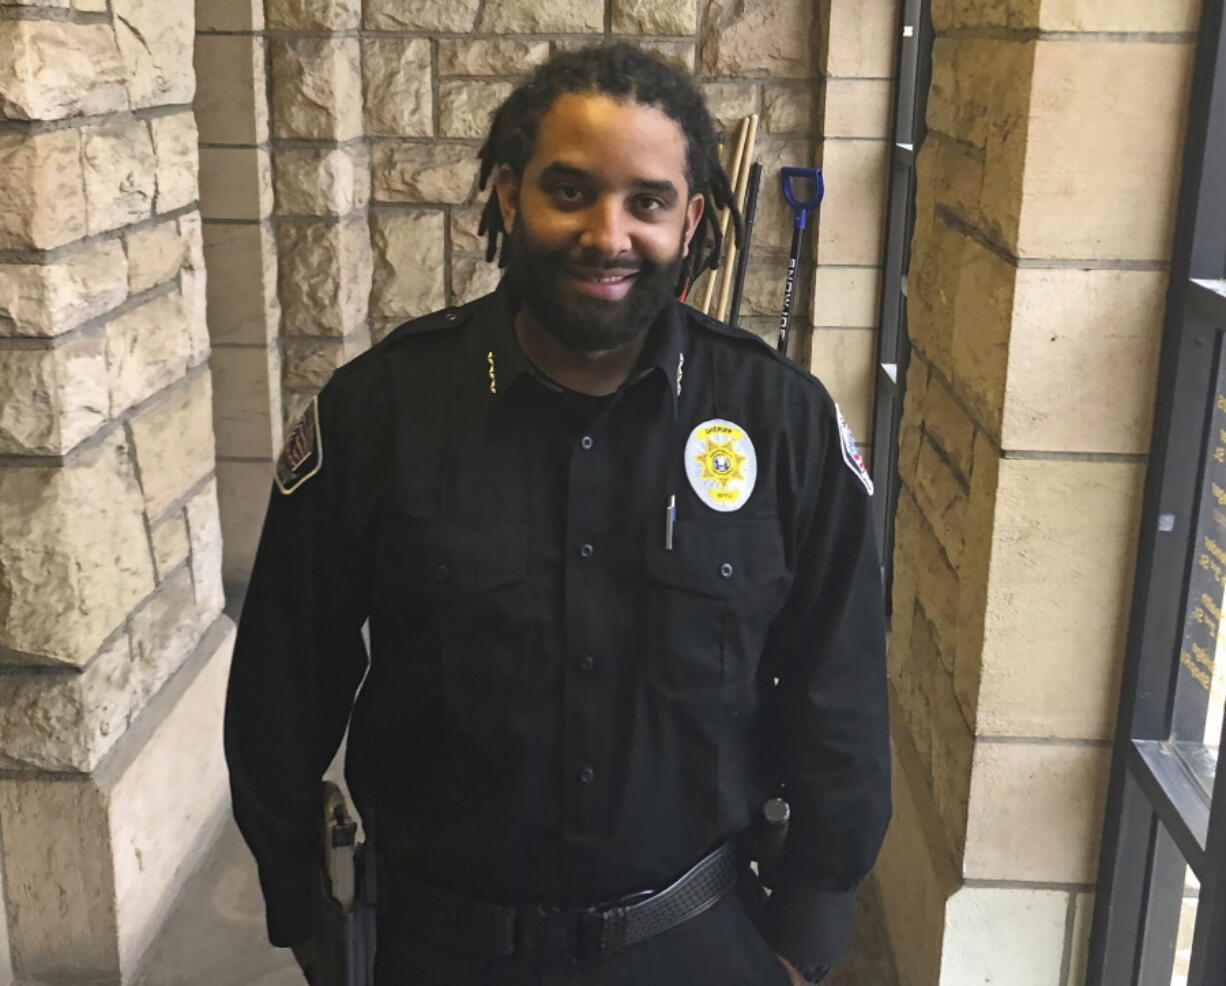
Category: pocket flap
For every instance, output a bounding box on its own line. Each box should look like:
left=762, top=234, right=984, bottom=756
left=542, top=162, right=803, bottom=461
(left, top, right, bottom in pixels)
left=415, top=520, right=526, bottom=595
left=645, top=518, right=786, bottom=599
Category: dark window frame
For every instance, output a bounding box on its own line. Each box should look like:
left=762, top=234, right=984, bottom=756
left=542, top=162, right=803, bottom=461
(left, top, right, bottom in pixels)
left=1087, top=0, right=1226, bottom=982
left=870, top=0, right=934, bottom=598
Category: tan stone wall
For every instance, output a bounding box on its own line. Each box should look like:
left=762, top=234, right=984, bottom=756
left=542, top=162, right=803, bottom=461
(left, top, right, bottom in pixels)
left=878, top=1, right=1201, bottom=984
left=194, top=0, right=284, bottom=587
left=687, top=0, right=900, bottom=465
left=251, top=0, right=892, bottom=443
left=807, top=0, right=898, bottom=452
left=0, top=1, right=233, bottom=981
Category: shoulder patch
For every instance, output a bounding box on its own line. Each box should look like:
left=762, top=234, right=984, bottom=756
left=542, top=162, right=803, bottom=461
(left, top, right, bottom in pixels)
left=275, top=397, right=323, bottom=495
left=836, top=404, right=873, bottom=496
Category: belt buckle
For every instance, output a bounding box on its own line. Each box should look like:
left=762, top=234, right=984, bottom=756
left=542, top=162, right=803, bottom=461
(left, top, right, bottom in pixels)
left=517, top=904, right=604, bottom=965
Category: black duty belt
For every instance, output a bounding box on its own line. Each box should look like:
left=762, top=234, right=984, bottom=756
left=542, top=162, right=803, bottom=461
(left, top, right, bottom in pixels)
left=384, top=841, right=739, bottom=964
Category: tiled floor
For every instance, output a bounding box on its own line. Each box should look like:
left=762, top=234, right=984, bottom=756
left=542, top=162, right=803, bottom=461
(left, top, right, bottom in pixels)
left=136, top=818, right=303, bottom=986
left=137, top=817, right=897, bottom=986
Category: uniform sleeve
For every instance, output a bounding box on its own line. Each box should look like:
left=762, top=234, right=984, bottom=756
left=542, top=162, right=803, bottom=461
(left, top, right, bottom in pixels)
left=757, top=396, right=891, bottom=977
left=223, top=385, right=374, bottom=948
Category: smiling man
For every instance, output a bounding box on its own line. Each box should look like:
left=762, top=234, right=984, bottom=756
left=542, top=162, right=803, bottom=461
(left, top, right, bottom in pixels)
left=225, top=44, right=889, bottom=986
left=497, top=93, right=703, bottom=363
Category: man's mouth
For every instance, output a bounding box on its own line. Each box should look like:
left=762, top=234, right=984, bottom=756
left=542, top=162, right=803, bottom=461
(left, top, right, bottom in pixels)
left=567, top=268, right=639, bottom=300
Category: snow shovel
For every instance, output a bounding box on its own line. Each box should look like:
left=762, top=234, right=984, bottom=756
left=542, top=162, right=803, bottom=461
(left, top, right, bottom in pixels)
left=776, top=167, right=824, bottom=358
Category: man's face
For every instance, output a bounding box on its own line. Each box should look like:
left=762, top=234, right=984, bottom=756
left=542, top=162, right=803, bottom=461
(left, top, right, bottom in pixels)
left=495, top=93, right=705, bottom=353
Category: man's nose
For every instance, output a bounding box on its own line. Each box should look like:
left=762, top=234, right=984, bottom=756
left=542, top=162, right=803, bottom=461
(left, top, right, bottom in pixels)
left=578, top=198, right=633, bottom=258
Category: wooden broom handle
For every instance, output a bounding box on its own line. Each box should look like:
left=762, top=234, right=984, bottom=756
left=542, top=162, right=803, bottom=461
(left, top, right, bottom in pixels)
left=714, top=113, right=758, bottom=322
left=698, top=116, right=751, bottom=315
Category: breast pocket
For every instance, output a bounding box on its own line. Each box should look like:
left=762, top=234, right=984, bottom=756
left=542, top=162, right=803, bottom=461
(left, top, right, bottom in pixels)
left=643, top=518, right=788, bottom=697
left=399, top=516, right=534, bottom=722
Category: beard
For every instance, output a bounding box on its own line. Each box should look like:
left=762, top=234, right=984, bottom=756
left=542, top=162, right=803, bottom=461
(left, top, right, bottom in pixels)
left=503, top=218, right=685, bottom=353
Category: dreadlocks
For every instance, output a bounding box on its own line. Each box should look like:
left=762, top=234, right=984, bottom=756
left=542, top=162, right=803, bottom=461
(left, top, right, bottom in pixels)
left=476, top=43, right=742, bottom=298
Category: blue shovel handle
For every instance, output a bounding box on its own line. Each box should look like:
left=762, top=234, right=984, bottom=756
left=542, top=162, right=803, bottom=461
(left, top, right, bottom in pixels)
left=781, top=167, right=824, bottom=230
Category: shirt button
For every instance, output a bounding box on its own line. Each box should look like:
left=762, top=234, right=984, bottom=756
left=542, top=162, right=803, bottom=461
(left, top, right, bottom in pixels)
left=578, top=655, right=595, bottom=672
left=719, top=562, right=734, bottom=578
left=433, top=565, right=450, bottom=582
left=579, top=543, right=594, bottom=559
left=580, top=435, right=594, bottom=450
left=578, top=766, right=595, bottom=784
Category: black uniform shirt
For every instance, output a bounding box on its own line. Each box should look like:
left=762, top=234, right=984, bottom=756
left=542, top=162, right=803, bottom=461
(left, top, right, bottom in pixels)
left=224, top=281, right=890, bottom=975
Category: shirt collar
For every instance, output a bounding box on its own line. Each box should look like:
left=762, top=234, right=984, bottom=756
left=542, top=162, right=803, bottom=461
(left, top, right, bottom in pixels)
left=625, top=296, right=687, bottom=420
left=466, top=277, right=689, bottom=417
left=460, top=278, right=535, bottom=404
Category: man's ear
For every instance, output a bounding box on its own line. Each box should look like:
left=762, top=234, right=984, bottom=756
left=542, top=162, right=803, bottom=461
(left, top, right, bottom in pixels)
left=494, top=164, right=521, bottom=234
left=681, top=193, right=705, bottom=257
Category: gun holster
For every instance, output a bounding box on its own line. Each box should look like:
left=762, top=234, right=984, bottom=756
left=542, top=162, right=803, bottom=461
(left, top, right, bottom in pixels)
left=309, top=781, right=377, bottom=986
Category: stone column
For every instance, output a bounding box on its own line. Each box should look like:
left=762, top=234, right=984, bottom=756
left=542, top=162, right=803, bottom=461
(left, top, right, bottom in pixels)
left=877, top=1, right=1200, bottom=983
left=365, top=0, right=450, bottom=345
left=268, top=0, right=372, bottom=425
left=808, top=0, right=898, bottom=460
left=0, top=1, right=233, bottom=982
left=194, top=0, right=283, bottom=589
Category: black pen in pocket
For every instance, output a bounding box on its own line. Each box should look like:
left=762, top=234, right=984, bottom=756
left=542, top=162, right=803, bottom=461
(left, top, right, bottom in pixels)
left=665, top=494, right=676, bottom=550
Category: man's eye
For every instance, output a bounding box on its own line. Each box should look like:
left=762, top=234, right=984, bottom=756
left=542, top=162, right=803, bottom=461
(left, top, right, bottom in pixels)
left=552, top=184, right=584, bottom=202
left=636, top=197, right=666, bottom=213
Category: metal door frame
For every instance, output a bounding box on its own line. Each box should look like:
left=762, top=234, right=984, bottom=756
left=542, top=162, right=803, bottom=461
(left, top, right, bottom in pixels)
left=869, top=0, right=934, bottom=602
left=1087, top=2, right=1226, bottom=982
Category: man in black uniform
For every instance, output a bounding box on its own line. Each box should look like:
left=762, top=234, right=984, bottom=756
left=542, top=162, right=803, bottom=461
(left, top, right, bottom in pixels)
left=225, top=44, right=889, bottom=986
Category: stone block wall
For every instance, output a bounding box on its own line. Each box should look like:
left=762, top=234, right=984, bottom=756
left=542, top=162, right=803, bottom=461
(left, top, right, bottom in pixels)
left=2, top=1, right=1195, bottom=981
left=0, top=1, right=234, bottom=982
left=691, top=0, right=900, bottom=455
left=263, top=0, right=835, bottom=432
left=807, top=0, right=898, bottom=446
left=876, top=1, right=1201, bottom=984
left=194, top=0, right=284, bottom=587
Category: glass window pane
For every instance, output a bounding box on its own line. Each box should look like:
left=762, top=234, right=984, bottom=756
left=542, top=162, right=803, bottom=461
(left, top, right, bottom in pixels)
left=1172, top=335, right=1226, bottom=794
left=1140, top=823, right=1200, bottom=986
left=1172, top=868, right=1199, bottom=986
